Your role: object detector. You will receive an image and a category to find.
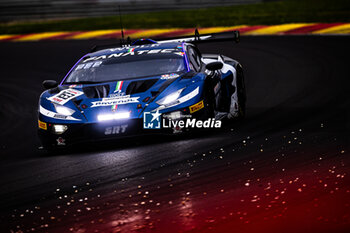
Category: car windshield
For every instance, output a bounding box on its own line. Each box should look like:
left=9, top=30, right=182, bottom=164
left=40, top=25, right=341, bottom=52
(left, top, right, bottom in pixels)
left=64, top=53, right=185, bottom=84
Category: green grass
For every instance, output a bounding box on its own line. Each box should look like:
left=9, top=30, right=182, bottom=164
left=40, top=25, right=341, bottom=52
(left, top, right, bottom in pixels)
left=1, top=0, right=350, bottom=34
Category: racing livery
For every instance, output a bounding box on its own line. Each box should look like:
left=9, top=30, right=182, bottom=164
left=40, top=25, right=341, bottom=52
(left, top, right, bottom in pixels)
left=38, top=32, right=246, bottom=149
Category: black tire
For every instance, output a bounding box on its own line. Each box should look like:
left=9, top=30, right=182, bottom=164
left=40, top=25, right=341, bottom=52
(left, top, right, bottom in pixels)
left=236, top=64, right=246, bottom=118
left=203, top=77, right=217, bottom=119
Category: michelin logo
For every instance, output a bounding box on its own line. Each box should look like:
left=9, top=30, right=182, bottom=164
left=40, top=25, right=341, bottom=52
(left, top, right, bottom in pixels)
left=143, top=111, right=161, bottom=129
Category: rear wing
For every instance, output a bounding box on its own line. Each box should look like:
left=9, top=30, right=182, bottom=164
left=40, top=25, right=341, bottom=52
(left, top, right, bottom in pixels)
left=90, top=29, right=240, bottom=52
left=155, top=29, right=240, bottom=44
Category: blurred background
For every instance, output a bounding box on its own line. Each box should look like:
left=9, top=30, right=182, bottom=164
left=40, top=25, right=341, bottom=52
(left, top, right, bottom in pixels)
left=0, top=0, right=349, bottom=35
left=1, top=0, right=263, bottom=22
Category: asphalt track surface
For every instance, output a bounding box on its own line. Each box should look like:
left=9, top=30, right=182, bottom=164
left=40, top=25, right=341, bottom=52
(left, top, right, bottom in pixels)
left=0, top=36, right=350, bottom=233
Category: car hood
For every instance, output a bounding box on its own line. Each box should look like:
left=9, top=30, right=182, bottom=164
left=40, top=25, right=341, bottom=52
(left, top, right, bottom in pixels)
left=39, top=72, right=205, bottom=123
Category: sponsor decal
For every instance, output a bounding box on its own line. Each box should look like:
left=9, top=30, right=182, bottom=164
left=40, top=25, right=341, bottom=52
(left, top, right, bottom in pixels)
left=109, top=44, right=160, bottom=52
left=143, top=111, right=161, bottom=129
left=114, top=81, right=124, bottom=93
left=189, top=100, right=204, bottom=113
left=69, top=84, right=83, bottom=89
left=160, top=73, right=179, bottom=80
left=83, top=48, right=182, bottom=63
left=91, top=95, right=139, bottom=108
left=109, top=92, right=126, bottom=98
left=111, top=81, right=124, bottom=111
left=143, top=97, right=150, bottom=102
left=53, top=114, right=69, bottom=119
left=128, top=48, right=135, bottom=55
left=39, top=106, right=81, bottom=121
left=174, top=52, right=185, bottom=56
left=111, top=104, right=118, bottom=112
left=56, top=137, right=65, bottom=146
left=104, top=125, right=128, bottom=135
left=75, top=61, right=102, bottom=71
left=47, top=89, right=84, bottom=105
left=38, top=120, right=47, bottom=130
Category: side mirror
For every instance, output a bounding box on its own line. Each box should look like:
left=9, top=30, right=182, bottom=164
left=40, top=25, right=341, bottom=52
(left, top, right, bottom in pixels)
left=42, top=80, right=58, bottom=90
left=206, top=62, right=223, bottom=71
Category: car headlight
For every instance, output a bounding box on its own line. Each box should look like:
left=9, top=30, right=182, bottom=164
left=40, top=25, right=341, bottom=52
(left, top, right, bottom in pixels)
left=52, top=124, right=68, bottom=134
left=54, top=104, right=75, bottom=116
left=97, top=112, right=130, bottom=121
left=157, top=88, right=185, bottom=106
left=155, top=87, right=200, bottom=111
left=165, top=111, right=183, bottom=120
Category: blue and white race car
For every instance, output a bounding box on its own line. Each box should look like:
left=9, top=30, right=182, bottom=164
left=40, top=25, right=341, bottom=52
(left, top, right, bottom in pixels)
left=37, top=32, right=246, bottom=150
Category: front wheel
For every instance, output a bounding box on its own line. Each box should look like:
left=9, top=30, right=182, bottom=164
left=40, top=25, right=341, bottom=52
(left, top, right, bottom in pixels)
left=236, top=64, right=246, bottom=119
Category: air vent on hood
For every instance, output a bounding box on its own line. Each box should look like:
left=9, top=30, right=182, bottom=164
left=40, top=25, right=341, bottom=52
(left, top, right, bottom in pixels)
left=126, top=79, right=158, bottom=95
left=83, top=85, right=110, bottom=98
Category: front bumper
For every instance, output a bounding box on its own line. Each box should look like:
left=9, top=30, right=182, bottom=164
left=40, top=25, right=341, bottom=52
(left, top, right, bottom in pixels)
left=38, top=101, right=209, bottom=148
left=38, top=118, right=159, bottom=148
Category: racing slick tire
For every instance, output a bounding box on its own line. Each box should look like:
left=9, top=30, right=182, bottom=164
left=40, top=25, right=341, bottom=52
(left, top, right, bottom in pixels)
left=236, top=64, right=246, bottom=119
